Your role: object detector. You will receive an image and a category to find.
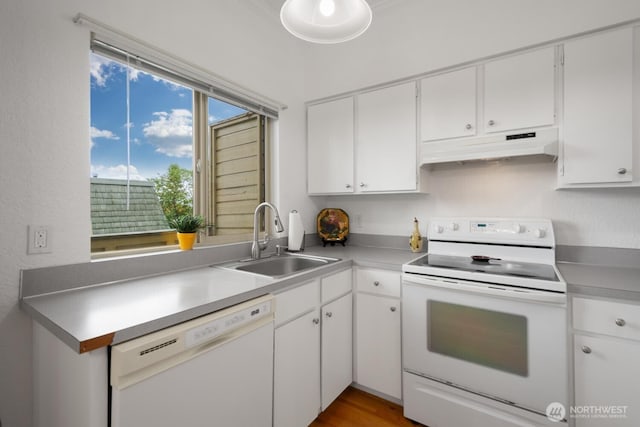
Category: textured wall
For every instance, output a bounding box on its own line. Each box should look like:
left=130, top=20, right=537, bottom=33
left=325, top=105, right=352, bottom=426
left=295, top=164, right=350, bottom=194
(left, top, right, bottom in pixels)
left=0, top=1, right=306, bottom=425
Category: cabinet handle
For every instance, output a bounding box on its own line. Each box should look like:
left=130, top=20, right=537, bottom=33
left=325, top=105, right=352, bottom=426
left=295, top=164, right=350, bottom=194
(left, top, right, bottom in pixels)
left=465, top=123, right=472, bottom=130
left=373, top=281, right=380, bottom=287
left=313, top=318, right=320, bottom=325
left=487, top=119, right=495, bottom=126
left=359, top=182, right=366, bottom=188
left=618, top=168, right=627, bottom=175
left=615, top=318, right=626, bottom=327
left=390, top=306, right=397, bottom=312
left=345, top=184, right=352, bottom=189
left=581, top=345, right=592, bottom=354
left=325, top=312, right=333, bottom=318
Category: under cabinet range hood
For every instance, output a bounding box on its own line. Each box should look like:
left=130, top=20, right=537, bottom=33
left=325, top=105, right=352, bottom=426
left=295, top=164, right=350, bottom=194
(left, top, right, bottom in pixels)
left=420, top=127, right=558, bottom=165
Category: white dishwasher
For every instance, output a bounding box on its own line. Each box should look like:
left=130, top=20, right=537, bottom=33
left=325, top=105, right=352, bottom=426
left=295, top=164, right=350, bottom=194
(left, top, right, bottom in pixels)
left=110, top=294, right=274, bottom=427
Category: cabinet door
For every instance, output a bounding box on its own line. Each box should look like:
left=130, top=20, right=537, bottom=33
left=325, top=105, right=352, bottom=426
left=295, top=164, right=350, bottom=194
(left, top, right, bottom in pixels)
left=356, top=293, right=401, bottom=399
left=562, top=28, right=633, bottom=185
left=574, top=334, right=640, bottom=427
left=321, top=293, right=353, bottom=410
left=274, top=310, right=321, bottom=427
left=307, top=98, right=354, bottom=194
left=484, top=47, right=555, bottom=133
left=357, top=82, right=417, bottom=192
left=420, top=67, right=477, bottom=141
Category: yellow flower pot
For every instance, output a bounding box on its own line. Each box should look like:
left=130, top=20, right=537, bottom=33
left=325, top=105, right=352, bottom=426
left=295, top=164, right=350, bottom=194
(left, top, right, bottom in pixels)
left=177, top=232, right=197, bottom=250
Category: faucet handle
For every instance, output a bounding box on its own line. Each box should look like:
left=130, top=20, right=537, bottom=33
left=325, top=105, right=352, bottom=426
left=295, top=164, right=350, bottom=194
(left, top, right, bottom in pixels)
left=261, top=232, right=270, bottom=249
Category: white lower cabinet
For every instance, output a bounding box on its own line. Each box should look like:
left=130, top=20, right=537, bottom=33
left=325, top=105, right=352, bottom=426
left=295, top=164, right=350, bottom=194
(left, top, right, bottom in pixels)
left=356, top=293, right=401, bottom=399
left=273, top=269, right=353, bottom=427
left=274, top=309, right=321, bottom=427
left=354, top=268, right=402, bottom=400
left=573, top=334, right=640, bottom=427
left=572, top=297, right=640, bottom=427
left=321, top=293, right=353, bottom=410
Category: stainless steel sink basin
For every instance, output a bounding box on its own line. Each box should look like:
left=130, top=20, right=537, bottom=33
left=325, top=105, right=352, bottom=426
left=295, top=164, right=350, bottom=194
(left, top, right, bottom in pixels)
left=223, top=254, right=340, bottom=278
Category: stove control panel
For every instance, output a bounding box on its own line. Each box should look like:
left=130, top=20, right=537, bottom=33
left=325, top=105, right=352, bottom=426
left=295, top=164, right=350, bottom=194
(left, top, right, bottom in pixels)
left=428, top=217, right=555, bottom=246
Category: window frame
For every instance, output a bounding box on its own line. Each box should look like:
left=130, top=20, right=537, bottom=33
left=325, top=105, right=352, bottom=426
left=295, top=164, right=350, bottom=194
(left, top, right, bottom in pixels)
left=82, top=16, right=282, bottom=257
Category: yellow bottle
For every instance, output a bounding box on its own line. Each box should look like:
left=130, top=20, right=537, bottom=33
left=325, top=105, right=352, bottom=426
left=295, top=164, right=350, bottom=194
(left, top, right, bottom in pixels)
left=409, top=217, right=423, bottom=253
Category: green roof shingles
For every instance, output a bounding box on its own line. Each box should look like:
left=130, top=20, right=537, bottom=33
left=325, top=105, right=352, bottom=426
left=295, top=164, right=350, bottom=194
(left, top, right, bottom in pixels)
left=90, top=178, right=170, bottom=235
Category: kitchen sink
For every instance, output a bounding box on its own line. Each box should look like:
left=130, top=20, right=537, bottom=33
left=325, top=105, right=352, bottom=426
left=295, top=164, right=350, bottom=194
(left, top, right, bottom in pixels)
left=222, top=253, right=340, bottom=278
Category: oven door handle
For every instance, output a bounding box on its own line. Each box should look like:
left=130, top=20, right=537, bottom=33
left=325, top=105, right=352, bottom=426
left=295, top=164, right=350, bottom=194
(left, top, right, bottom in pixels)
left=402, top=274, right=566, bottom=305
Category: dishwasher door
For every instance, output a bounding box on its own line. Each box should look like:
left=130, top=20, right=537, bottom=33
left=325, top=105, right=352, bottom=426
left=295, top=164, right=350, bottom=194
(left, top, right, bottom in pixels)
left=110, top=295, right=274, bottom=427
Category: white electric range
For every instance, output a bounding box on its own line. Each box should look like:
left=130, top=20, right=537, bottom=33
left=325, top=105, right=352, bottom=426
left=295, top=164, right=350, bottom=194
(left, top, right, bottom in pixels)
left=402, top=217, right=568, bottom=427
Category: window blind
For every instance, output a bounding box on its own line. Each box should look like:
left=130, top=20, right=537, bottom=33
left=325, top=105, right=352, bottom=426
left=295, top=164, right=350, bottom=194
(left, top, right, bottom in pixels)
left=75, top=13, right=283, bottom=119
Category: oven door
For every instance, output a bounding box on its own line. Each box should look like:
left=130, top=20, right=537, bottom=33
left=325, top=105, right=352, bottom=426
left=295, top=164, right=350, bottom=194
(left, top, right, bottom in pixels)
left=402, top=273, right=567, bottom=415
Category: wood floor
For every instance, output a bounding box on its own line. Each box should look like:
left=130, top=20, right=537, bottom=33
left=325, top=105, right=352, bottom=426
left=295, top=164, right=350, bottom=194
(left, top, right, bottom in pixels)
left=310, top=387, right=424, bottom=427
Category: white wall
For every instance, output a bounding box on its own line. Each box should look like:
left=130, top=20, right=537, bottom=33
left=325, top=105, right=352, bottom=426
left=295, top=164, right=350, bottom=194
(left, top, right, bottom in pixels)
left=3, top=1, right=640, bottom=425
left=303, top=0, right=640, bottom=249
left=0, top=1, right=309, bottom=425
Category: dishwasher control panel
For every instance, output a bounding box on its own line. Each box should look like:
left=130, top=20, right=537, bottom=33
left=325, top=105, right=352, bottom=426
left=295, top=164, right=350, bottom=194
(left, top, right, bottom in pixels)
left=185, top=300, right=272, bottom=349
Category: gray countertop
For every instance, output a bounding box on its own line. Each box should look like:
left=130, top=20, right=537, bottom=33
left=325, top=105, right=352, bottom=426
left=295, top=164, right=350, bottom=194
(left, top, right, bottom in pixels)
left=558, top=261, right=640, bottom=300
left=21, top=246, right=419, bottom=353
left=21, top=240, right=640, bottom=354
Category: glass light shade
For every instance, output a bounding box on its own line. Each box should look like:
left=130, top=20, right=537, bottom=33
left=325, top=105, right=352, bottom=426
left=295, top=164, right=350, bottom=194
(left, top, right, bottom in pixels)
left=280, top=0, right=373, bottom=44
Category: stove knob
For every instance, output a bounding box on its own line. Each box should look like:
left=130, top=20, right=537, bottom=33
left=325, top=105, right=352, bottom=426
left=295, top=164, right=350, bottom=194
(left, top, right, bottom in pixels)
left=513, top=223, right=524, bottom=233
left=435, top=225, right=444, bottom=234
left=534, top=228, right=546, bottom=238
left=448, top=222, right=459, bottom=231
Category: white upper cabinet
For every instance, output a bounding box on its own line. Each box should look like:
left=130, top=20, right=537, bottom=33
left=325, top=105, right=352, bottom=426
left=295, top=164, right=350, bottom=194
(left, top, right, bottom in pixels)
left=561, top=27, right=635, bottom=186
left=307, top=97, right=354, bottom=194
left=356, top=82, right=418, bottom=192
left=420, top=67, right=477, bottom=141
left=419, top=47, right=556, bottom=144
left=483, top=47, right=556, bottom=133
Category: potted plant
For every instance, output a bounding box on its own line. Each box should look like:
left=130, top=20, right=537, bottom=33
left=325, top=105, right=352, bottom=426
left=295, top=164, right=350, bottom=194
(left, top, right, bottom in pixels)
left=169, top=214, right=204, bottom=250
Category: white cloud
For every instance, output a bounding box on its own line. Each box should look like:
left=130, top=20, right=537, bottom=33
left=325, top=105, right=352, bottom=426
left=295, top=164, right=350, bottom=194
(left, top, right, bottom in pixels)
left=90, top=54, right=113, bottom=87
left=91, top=126, right=120, bottom=140
left=143, top=109, right=193, bottom=158
left=90, top=164, right=147, bottom=181
left=90, top=126, right=120, bottom=148
left=90, top=53, right=142, bottom=87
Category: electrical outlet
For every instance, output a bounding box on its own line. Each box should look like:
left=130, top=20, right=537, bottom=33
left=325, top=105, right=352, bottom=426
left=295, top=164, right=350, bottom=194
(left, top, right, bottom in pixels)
left=354, top=214, right=363, bottom=229
left=28, top=225, right=52, bottom=254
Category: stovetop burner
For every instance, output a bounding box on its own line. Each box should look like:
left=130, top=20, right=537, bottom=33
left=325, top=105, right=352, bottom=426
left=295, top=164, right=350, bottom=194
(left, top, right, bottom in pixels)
left=407, top=254, right=560, bottom=282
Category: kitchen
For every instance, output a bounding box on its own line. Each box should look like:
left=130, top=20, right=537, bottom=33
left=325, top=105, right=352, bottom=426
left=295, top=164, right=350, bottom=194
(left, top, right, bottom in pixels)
left=2, top=1, right=640, bottom=426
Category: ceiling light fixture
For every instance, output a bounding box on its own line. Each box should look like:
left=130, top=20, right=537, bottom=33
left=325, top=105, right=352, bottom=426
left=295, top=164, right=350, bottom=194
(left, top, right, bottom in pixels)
left=280, top=0, right=373, bottom=44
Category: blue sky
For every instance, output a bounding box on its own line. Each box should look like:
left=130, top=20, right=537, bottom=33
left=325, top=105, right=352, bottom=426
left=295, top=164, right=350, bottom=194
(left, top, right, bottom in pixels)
left=90, top=53, right=246, bottom=180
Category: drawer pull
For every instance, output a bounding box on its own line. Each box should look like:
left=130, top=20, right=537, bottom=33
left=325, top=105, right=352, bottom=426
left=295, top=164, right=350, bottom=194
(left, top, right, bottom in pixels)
left=325, top=312, right=333, bottom=318
left=581, top=345, right=592, bottom=354
left=615, top=318, right=626, bottom=327
left=390, top=306, right=397, bottom=312
left=373, top=281, right=380, bottom=286
left=313, top=318, right=320, bottom=325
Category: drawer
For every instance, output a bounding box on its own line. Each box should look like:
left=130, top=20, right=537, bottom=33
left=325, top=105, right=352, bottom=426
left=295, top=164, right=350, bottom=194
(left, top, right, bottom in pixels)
left=356, top=268, right=401, bottom=297
left=573, top=297, right=640, bottom=341
left=275, top=279, right=320, bottom=326
left=321, top=269, right=352, bottom=304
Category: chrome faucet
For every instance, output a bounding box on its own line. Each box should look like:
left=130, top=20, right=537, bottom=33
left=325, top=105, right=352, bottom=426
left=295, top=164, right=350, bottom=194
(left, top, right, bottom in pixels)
left=251, top=202, right=285, bottom=259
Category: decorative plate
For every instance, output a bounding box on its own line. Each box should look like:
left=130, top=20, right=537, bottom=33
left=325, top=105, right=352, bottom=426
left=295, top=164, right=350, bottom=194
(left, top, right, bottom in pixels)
left=317, top=208, right=349, bottom=246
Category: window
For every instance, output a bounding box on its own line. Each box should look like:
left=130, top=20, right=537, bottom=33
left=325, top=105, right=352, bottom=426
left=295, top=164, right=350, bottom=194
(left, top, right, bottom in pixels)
left=89, top=45, right=273, bottom=254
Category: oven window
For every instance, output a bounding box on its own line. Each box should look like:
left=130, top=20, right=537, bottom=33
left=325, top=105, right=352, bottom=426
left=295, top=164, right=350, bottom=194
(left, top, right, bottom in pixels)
left=427, top=300, right=528, bottom=377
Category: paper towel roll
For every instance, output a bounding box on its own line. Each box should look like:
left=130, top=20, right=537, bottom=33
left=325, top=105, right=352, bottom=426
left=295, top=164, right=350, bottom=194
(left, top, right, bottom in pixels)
left=288, top=210, right=305, bottom=251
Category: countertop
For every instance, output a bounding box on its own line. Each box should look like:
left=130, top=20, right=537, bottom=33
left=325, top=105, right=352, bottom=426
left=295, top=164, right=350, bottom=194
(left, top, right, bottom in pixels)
left=21, top=246, right=420, bottom=353
left=557, top=261, right=640, bottom=300
left=22, top=241, right=640, bottom=354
